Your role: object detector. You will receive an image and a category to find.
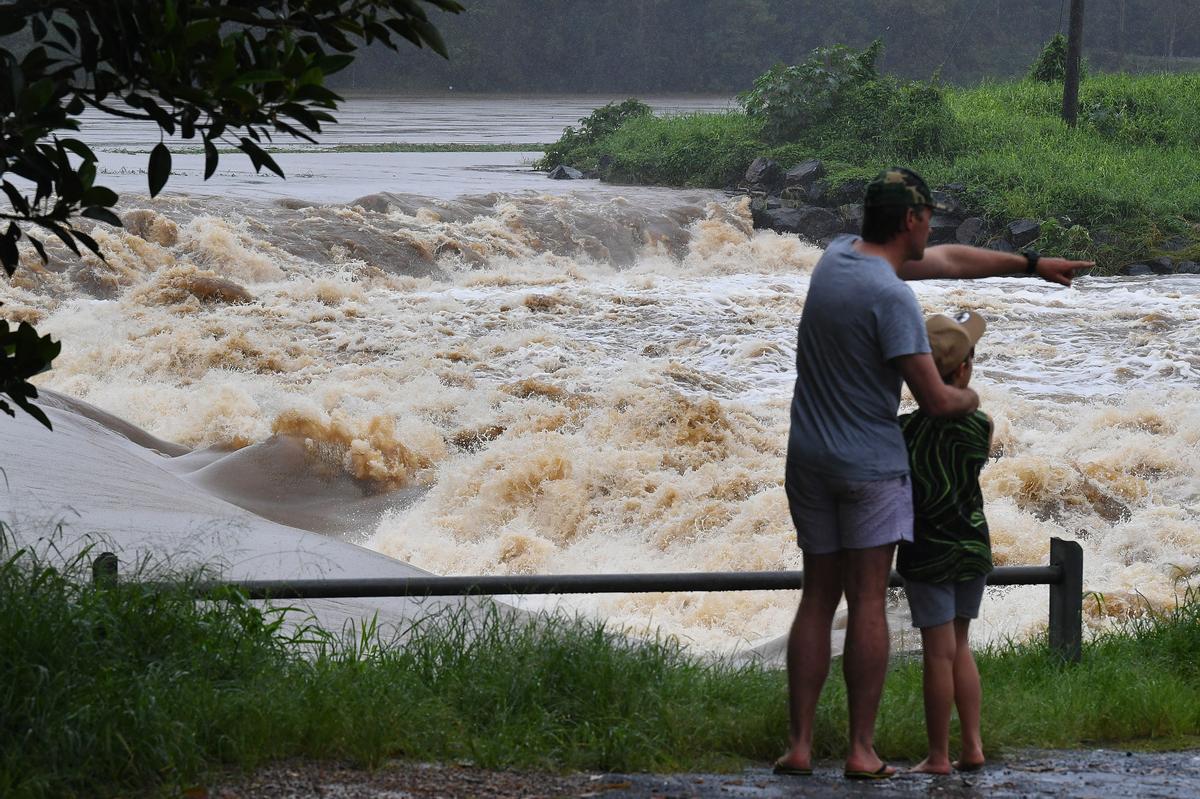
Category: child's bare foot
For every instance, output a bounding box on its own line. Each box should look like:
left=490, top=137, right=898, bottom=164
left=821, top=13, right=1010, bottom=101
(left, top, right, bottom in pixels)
left=954, top=745, right=985, bottom=771
left=909, top=757, right=952, bottom=775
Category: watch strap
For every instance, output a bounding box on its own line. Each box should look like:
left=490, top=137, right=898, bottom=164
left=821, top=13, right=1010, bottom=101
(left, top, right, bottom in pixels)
left=1023, top=250, right=1040, bottom=275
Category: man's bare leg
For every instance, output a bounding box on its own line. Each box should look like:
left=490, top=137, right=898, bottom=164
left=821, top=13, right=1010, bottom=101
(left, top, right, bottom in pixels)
left=952, top=618, right=985, bottom=770
left=841, top=544, right=897, bottom=775
left=910, top=621, right=955, bottom=775
left=777, top=551, right=844, bottom=771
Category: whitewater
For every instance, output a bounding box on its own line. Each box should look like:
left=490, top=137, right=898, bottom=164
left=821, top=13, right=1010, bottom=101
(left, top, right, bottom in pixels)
left=2, top=96, right=1197, bottom=655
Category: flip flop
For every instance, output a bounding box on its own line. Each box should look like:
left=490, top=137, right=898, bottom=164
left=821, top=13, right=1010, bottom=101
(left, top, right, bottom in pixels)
left=953, top=760, right=985, bottom=772
left=772, top=760, right=813, bottom=777
left=844, top=764, right=896, bottom=780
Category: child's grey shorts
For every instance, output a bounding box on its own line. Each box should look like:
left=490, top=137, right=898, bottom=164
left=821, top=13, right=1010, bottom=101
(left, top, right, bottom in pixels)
left=785, top=462, right=914, bottom=554
left=904, top=575, right=988, bottom=629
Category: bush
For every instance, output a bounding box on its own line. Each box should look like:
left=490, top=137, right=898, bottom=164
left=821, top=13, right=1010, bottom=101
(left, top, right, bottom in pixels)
left=596, top=112, right=764, bottom=187
left=1029, top=33, right=1088, bottom=82
left=534, top=99, right=653, bottom=170
left=737, top=41, right=953, bottom=161
left=738, top=40, right=882, bottom=143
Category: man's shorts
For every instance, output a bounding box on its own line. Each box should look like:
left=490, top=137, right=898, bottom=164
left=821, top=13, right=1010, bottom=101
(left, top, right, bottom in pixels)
left=904, top=575, right=988, bottom=629
left=784, top=462, right=914, bottom=554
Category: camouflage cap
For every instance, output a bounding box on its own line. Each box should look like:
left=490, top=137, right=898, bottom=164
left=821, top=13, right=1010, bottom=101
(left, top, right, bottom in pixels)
left=862, top=167, right=951, bottom=212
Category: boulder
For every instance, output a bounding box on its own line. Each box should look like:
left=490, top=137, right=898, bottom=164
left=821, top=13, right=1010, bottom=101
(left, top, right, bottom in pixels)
left=827, top=178, right=868, bottom=207
left=784, top=159, right=826, bottom=190
left=931, top=190, right=965, bottom=218
left=744, top=157, right=783, bottom=192
left=928, top=214, right=960, bottom=245
left=1006, top=219, right=1040, bottom=248
left=759, top=207, right=802, bottom=234
left=761, top=206, right=842, bottom=241
left=1003, top=215, right=1041, bottom=247
left=1147, top=256, right=1175, bottom=275
left=956, top=217, right=987, bottom=245
left=986, top=238, right=1016, bottom=253
left=547, top=165, right=584, bottom=180
left=1160, top=236, right=1192, bottom=252
left=1119, top=263, right=1153, bottom=276
left=807, top=179, right=829, bottom=205
left=1175, top=260, right=1200, bottom=274
left=838, top=203, right=864, bottom=235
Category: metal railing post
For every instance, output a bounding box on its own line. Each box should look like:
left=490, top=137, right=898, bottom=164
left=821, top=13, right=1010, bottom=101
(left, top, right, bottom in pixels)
left=1048, top=537, right=1083, bottom=662
left=92, top=551, right=118, bottom=587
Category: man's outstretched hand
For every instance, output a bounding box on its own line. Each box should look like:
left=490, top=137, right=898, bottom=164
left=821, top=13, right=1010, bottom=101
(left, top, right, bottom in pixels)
left=1037, top=257, right=1093, bottom=287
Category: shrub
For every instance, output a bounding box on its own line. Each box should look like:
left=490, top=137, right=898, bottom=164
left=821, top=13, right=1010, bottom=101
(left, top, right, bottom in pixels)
left=534, top=99, right=653, bottom=170
left=1030, top=33, right=1088, bottom=82
left=597, top=112, right=764, bottom=187
left=738, top=40, right=882, bottom=143
left=738, top=41, right=953, bottom=160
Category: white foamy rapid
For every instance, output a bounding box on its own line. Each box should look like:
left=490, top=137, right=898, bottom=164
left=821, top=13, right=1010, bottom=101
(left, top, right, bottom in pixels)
left=7, top=186, right=1198, bottom=653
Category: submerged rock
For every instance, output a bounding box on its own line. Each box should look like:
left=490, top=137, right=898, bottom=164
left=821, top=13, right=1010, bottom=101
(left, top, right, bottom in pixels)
left=547, top=165, right=584, bottom=180
left=761, top=205, right=841, bottom=241
left=1120, top=263, right=1153, bottom=276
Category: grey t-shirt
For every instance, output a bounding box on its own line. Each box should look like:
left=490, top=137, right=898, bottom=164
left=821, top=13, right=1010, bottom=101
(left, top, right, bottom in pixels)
left=788, top=235, right=930, bottom=481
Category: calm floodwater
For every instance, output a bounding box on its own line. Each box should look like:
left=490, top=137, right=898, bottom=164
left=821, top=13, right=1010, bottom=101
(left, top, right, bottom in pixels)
left=80, top=94, right=735, bottom=202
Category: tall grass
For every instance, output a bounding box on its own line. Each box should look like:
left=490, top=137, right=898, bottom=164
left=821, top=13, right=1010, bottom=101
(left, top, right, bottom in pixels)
left=3, top=531, right=1200, bottom=798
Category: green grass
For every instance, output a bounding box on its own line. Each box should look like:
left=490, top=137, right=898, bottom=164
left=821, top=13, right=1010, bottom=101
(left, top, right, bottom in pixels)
left=4, top=531, right=1200, bottom=798
left=549, top=72, right=1200, bottom=271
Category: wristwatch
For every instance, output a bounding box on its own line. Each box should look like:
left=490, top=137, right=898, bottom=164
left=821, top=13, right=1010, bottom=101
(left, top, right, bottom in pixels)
left=1023, top=250, right=1040, bottom=275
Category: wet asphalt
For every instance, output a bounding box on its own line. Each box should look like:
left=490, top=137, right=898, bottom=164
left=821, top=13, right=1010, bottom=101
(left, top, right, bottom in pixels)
left=593, top=749, right=1200, bottom=798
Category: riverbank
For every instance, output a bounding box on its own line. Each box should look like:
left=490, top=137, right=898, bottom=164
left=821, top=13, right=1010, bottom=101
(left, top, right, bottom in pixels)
left=538, top=72, right=1200, bottom=275
left=5, top=532, right=1200, bottom=798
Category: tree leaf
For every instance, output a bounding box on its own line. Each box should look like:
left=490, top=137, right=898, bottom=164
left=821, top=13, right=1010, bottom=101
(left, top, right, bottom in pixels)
left=26, top=234, right=48, bottom=264
left=239, top=138, right=284, bottom=178
left=59, top=138, right=97, bottom=162
left=80, top=185, right=118, bottom=206
left=203, top=137, right=219, bottom=180
left=0, top=227, right=18, bottom=276
left=148, top=142, right=171, bottom=197
left=1, top=182, right=31, bottom=216
left=81, top=207, right=122, bottom=227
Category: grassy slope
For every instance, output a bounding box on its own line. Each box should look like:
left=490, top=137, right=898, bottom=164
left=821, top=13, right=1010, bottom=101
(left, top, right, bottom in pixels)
left=4, top=539, right=1200, bottom=798
left=570, top=73, right=1200, bottom=271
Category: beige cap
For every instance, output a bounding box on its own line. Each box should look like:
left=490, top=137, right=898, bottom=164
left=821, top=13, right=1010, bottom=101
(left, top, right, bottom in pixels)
left=927, top=311, right=986, bottom=377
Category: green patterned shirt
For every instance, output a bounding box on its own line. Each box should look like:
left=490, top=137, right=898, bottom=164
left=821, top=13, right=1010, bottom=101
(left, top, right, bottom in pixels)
left=897, top=409, right=994, bottom=583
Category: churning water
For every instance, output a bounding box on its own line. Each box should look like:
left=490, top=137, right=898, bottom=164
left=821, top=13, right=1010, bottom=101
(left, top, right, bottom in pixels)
left=5, top=96, right=1198, bottom=653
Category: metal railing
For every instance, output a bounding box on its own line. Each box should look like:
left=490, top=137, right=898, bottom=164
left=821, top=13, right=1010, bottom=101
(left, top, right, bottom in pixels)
left=91, top=536, right=1084, bottom=661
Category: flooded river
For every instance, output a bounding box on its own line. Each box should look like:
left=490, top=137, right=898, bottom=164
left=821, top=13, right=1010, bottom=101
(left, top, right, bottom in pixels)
left=5, top=95, right=1198, bottom=654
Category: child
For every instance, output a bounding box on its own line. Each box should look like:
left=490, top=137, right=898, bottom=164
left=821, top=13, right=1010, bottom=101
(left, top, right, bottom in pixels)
left=898, top=310, right=993, bottom=775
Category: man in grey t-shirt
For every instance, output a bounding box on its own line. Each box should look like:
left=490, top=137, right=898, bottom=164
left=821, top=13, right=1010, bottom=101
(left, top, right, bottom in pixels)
left=774, top=168, right=1090, bottom=780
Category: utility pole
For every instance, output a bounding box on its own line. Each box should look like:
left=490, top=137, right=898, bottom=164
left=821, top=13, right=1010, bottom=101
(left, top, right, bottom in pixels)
left=1062, top=0, right=1084, bottom=127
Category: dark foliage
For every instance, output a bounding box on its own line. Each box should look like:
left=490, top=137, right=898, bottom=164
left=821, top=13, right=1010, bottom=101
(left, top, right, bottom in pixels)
left=534, top=98, right=651, bottom=170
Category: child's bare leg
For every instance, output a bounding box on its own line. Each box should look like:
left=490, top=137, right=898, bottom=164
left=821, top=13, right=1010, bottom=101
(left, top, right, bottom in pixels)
left=911, top=621, right=956, bottom=775
left=952, top=618, right=985, bottom=769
